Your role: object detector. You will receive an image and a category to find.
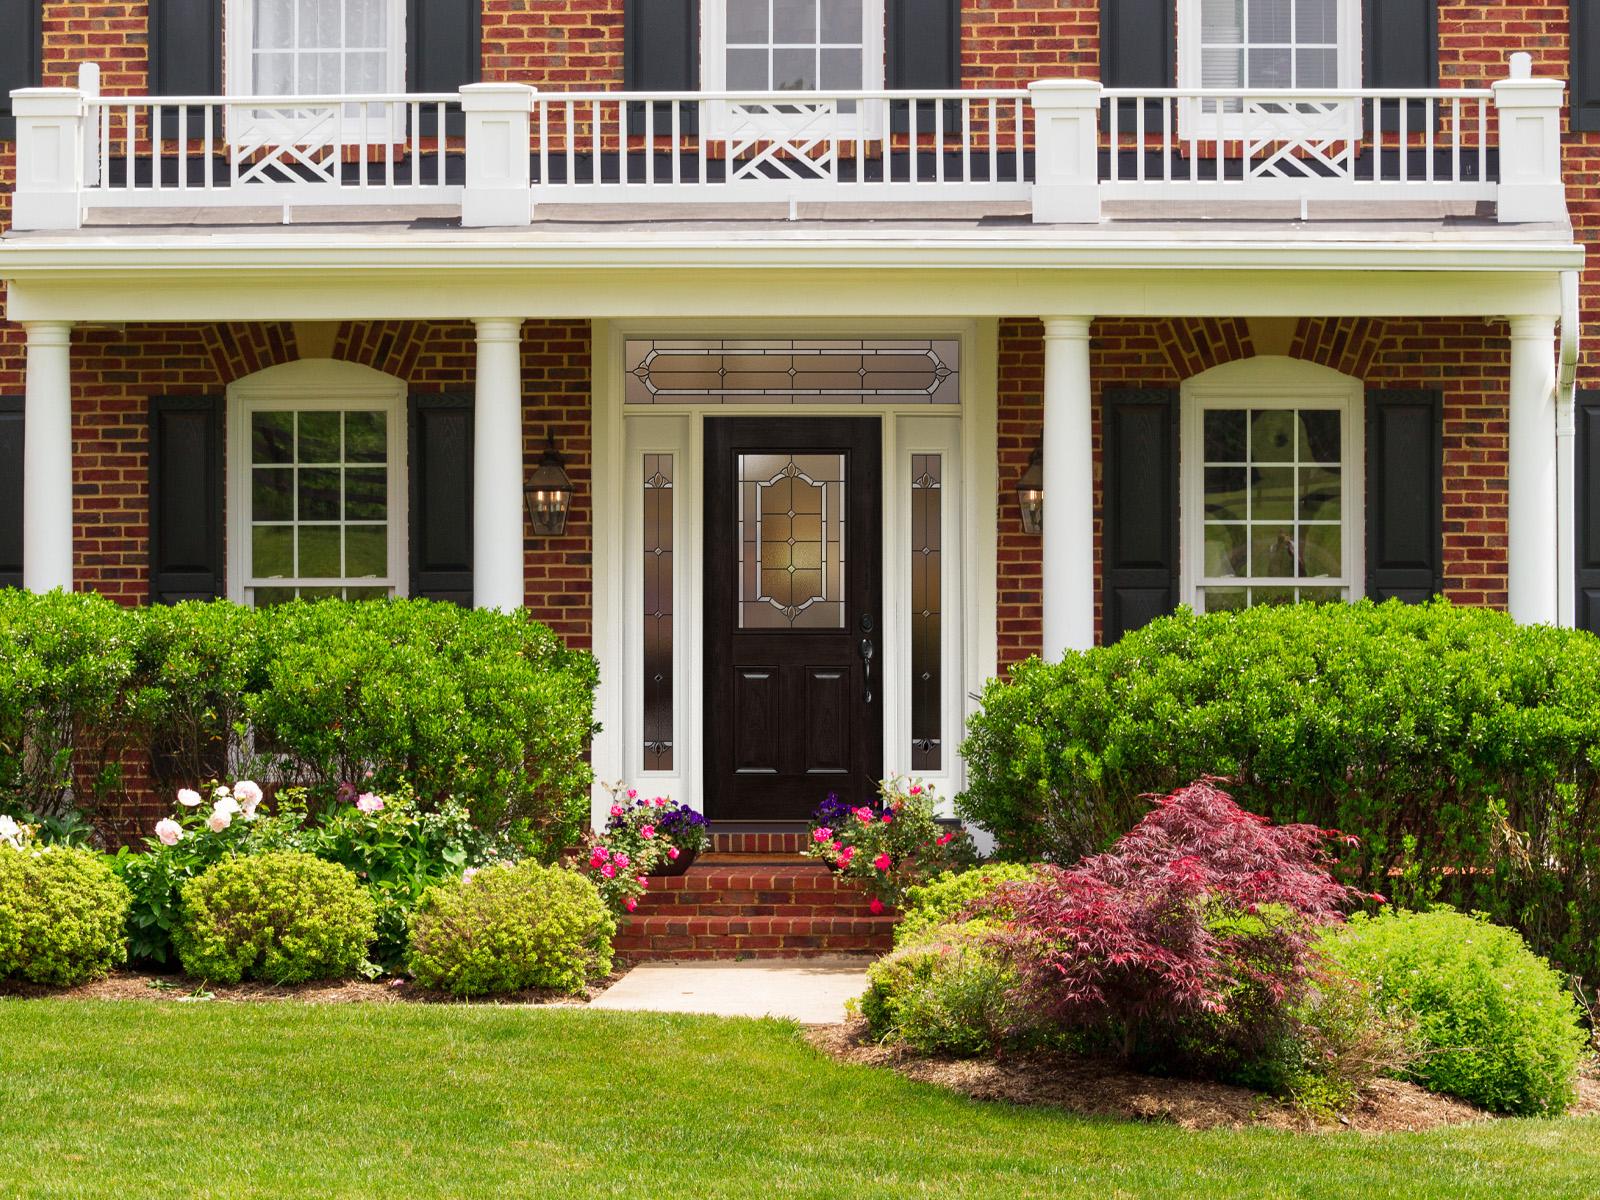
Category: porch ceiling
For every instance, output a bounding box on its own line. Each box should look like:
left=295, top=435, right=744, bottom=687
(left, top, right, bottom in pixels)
left=1, top=202, right=1581, bottom=323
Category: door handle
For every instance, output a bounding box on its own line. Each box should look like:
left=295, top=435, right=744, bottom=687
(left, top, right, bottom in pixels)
left=860, top=636, right=875, bottom=705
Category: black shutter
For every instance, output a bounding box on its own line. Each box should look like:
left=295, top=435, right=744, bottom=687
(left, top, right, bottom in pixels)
left=887, top=0, right=961, bottom=135
left=1099, top=0, right=1174, bottom=130
left=0, top=399, right=21, bottom=588
left=1102, top=388, right=1180, bottom=643
left=1576, top=391, right=1600, bottom=631
left=148, top=0, right=223, bottom=140
left=408, top=0, right=480, bottom=137
left=0, top=0, right=42, bottom=141
left=623, top=0, right=700, bottom=138
left=1364, top=388, right=1444, bottom=603
left=409, top=393, right=474, bottom=606
left=1574, top=2, right=1600, bottom=133
left=149, top=396, right=224, bottom=604
left=1362, top=0, right=1436, bottom=129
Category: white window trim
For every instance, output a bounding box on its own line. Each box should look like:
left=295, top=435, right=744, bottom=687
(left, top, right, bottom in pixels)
left=1175, top=0, right=1363, bottom=139
left=226, top=358, right=409, bottom=606
left=701, top=0, right=887, bottom=138
left=1178, top=355, right=1364, bottom=612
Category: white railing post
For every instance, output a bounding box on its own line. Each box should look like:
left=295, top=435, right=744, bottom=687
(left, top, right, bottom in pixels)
left=1493, top=52, right=1567, bottom=224
left=12, top=86, right=87, bottom=231
left=1028, top=78, right=1101, bottom=224
left=77, top=63, right=101, bottom=188
left=461, top=82, right=534, bottom=227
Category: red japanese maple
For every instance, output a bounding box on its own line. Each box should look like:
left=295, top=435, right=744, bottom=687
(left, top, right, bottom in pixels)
left=991, top=779, right=1368, bottom=1061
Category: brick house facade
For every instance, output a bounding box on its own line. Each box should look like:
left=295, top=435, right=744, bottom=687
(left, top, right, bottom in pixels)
left=0, top=1, right=1589, bottom=825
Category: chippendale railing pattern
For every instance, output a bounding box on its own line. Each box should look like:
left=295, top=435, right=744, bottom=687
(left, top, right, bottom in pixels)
left=7, top=54, right=1567, bottom=231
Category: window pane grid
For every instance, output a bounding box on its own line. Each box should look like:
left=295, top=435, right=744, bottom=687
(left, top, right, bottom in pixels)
left=1199, top=404, right=1346, bottom=612
left=251, top=0, right=392, bottom=97
left=1198, top=0, right=1341, bottom=96
left=725, top=0, right=866, bottom=92
left=247, top=408, right=394, bottom=604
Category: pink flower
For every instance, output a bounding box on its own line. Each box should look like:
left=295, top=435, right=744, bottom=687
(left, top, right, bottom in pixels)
left=207, top=810, right=232, bottom=833
left=641, top=825, right=656, bottom=839
left=829, top=840, right=841, bottom=852
left=615, top=853, right=630, bottom=869
left=909, top=785, right=923, bottom=796
left=627, top=789, right=639, bottom=800
left=624, top=898, right=637, bottom=912
left=653, top=797, right=667, bottom=807
left=235, top=780, right=263, bottom=818
left=837, top=846, right=855, bottom=867
left=610, top=805, right=624, bottom=818
left=212, top=795, right=241, bottom=817
left=589, top=849, right=608, bottom=869
left=601, top=863, right=617, bottom=879
left=881, top=813, right=893, bottom=824
left=869, top=897, right=885, bottom=915
left=667, top=846, right=680, bottom=861
left=463, top=867, right=479, bottom=883
left=936, top=832, right=955, bottom=846
left=636, top=876, right=648, bottom=887
left=356, top=793, right=384, bottom=814
left=154, top=818, right=183, bottom=846
left=177, top=788, right=203, bottom=808
left=855, top=808, right=874, bottom=824
left=873, top=853, right=891, bottom=872
left=812, top=826, right=833, bottom=844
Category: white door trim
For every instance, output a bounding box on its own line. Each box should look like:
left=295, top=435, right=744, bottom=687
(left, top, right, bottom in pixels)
left=590, top=318, right=995, bottom=824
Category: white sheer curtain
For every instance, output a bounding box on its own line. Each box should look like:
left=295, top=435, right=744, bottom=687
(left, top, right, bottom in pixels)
left=248, top=0, right=392, bottom=95
left=1198, top=0, right=1339, bottom=89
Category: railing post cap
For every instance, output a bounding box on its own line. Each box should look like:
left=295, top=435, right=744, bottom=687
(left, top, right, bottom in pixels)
left=9, top=87, right=85, bottom=116
left=1028, top=77, right=1102, bottom=104
left=1511, top=51, right=1533, bottom=79
left=459, top=81, right=537, bottom=110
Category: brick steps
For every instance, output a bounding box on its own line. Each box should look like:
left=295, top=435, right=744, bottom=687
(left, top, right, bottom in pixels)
left=710, top=830, right=811, bottom=856
left=613, top=914, right=898, bottom=959
left=617, top=857, right=897, bottom=959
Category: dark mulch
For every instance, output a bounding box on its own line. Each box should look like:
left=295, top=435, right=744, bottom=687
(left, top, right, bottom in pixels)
left=806, top=1019, right=1600, bottom=1133
left=0, top=965, right=631, bottom=1007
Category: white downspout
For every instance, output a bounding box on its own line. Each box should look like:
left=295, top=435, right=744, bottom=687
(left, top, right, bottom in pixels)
left=1556, top=270, right=1580, bottom=628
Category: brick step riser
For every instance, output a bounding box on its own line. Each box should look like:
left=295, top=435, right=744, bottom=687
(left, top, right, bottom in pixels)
left=709, top=832, right=811, bottom=855
left=616, top=914, right=898, bottom=959
left=615, top=938, right=894, bottom=960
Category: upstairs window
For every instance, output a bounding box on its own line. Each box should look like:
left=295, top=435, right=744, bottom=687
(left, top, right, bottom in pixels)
left=1180, top=0, right=1360, bottom=93
left=228, top=0, right=406, bottom=96
left=704, top=0, right=884, bottom=93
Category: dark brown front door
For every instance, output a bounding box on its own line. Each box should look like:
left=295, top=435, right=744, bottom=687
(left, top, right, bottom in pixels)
left=704, top=417, right=883, bottom=821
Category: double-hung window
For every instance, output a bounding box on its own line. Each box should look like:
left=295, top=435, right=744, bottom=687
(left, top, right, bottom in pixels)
left=230, top=0, right=405, bottom=96
left=1178, top=0, right=1360, bottom=132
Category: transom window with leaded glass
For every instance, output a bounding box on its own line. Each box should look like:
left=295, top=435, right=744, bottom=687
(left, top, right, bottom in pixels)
left=244, top=403, right=401, bottom=604
left=1189, top=395, right=1358, bottom=612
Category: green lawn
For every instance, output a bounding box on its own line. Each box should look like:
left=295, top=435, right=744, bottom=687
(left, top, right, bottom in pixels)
left=0, top=1002, right=1596, bottom=1199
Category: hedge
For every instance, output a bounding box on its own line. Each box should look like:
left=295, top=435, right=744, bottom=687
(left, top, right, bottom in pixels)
left=0, top=591, right=598, bottom=856
left=957, top=600, right=1600, bottom=984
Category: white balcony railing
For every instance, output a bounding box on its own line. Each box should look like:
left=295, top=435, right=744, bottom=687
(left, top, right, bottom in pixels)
left=7, top=54, right=1568, bottom=232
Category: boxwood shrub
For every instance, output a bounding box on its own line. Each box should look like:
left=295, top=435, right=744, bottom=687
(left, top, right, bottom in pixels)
left=174, top=852, right=377, bottom=984
left=1322, top=908, right=1587, bottom=1116
left=958, top=600, right=1600, bottom=984
left=0, top=592, right=598, bottom=857
left=405, top=861, right=615, bottom=996
left=0, top=845, right=131, bottom=987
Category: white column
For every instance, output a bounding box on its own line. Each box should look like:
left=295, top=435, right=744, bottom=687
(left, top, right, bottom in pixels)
left=22, top=322, right=75, bottom=592
left=1507, top=314, right=1558, bottom=625
left=473, top=318, right=526, bottom=611
left=1041, top=317, right=1095, bottom=655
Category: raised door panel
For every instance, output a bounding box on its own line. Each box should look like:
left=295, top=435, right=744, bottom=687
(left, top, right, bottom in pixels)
left=733, top=667, right=780, bottom=775
left=802, top=668, right=851, bottom=776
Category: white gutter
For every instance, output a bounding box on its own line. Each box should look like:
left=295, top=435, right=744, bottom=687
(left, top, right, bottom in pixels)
left=1556, top=268, right=1581, bottom=627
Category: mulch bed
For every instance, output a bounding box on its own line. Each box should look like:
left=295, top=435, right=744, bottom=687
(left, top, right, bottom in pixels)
left=0, top=965, right=631, bottom=1007
left=806, top=1019, right=1600, bottom=1133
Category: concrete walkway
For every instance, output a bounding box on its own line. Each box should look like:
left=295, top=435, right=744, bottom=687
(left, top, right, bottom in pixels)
left=590, top=958, right=871, bottom=1025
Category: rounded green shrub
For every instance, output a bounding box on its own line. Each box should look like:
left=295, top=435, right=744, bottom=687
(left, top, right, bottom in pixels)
left=1322, top=908, right=1587, bottom=1116
left=0, top=846, right=131, bottom=986
left=174, top=852, right=376, bottom=985
left=894, top=863, right=1038, bottom=947
left=405, top=862, right=615, bottom=996
left=858, top=921, right=1022, bottom=1056
left=957, top=600, right=1600, bottom=985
